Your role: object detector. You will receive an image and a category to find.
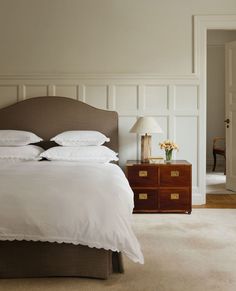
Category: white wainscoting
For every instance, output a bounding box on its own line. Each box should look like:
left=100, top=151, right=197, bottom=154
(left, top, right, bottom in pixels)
left=0, top=74, right=202, bottom=204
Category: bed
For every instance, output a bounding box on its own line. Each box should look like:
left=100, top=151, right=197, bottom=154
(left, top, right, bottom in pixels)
left=0, top=96, right=143, bottom=279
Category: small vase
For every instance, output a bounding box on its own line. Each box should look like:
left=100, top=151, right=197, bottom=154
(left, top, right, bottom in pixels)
left=165, top=150, right=173, bottom=162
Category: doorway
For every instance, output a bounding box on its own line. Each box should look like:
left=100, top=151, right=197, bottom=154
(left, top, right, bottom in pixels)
left=206, top=29, right=236, bottom=197
left=194, top=15, right=236, bottom=205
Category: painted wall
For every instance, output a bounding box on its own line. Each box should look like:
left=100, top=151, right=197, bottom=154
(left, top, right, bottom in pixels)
left=207, top=30, right=236, bottom=167
left=0, top=0, right=236, bottom=75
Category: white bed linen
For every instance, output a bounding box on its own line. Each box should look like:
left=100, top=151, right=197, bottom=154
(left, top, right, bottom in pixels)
left=0, top=160, right=144, bottom=264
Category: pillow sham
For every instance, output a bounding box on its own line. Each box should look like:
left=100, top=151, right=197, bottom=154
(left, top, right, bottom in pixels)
left=0, top=145, right=44, bottom=160
left=51, top=130, right=110, bottom=146
left=0, top=130, right=42, bottom=146
left=40, top=146, right=118, bottom=163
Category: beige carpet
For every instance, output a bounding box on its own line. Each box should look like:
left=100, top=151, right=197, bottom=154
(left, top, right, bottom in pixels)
left=1, top=209, right=236, bottom=291
left=206, top=171, right=236, bottom=194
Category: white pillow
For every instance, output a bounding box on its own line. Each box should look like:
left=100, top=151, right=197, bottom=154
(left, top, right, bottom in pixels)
left=40, top=146, right=118, bottom=163
left=0, top=145, right=44, bottom=160
left=0, top=130, right=42, bottom=146
left=51, top=131, right=110, bottom=146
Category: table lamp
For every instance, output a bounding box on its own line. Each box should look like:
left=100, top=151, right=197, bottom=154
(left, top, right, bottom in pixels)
left=130, top=116, right=163, bottom=162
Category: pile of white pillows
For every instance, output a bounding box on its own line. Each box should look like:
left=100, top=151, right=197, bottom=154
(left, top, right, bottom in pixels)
left=0, top=130, right=118, bottom=163
left=0, top=130, right=44, bottom=160
left=43, top=131, right=118, bottom=163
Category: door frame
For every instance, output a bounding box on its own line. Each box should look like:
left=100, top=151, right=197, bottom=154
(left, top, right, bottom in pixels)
left=194, top=15, right=236, bottom=204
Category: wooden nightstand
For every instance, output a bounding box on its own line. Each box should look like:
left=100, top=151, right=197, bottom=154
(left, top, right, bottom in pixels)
left=126, top=160, right=192, bottom=214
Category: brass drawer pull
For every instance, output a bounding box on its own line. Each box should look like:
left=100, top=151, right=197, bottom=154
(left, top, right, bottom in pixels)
left=171, top=193, right=179, bottom=200
left=171, top=170, right=179, bottom=177
left=139, top=170, right=148, bottom=177
left=139, top=193, right=148, bottom=200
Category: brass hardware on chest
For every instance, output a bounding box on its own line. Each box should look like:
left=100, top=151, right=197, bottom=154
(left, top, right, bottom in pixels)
left=127, top=160, right=192, bottom=213
left=139, top=170, right=148, bottom=177
left=171, top=193, right=179, bottom=200
left=171, top=170, right=179, bottom=177
left=138, top=193, right=148, bottom=200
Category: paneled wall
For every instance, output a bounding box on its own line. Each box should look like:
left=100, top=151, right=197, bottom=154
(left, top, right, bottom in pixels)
left=0, top=75, right=200, bottom=203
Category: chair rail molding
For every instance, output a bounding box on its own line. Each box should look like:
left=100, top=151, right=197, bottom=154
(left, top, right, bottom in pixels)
left=0, top=73, right=198, bottom=80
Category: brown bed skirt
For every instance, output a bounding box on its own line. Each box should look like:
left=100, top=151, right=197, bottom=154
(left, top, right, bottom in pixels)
left=0, top=241, right=124, bottom=279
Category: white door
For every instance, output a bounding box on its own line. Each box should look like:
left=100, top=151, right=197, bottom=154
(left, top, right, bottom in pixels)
left=225, top=40, right=236, bottom=191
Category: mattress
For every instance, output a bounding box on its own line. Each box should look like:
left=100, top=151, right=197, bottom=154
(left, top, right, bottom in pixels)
left=0, top=160, right=144, bottom=264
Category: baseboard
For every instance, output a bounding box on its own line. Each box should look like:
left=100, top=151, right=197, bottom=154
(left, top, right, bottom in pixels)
left=192, top=188, right=205, bottom=205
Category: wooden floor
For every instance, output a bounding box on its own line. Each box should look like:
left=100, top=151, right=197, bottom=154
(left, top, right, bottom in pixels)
left=194, top=194, right=236, bottom=209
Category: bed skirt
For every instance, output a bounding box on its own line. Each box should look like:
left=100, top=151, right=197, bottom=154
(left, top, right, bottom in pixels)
left=0, top=241, right=124, bottom=279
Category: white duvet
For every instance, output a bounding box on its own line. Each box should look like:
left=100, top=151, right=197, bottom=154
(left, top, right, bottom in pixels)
left=0, top=160, right=144, bottom=264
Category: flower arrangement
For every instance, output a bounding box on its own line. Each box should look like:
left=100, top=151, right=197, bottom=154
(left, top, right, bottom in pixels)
left=159, top=140, right=179, bottom=161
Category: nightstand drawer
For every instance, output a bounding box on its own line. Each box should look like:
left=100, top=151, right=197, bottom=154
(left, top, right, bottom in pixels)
left=126, top=160, right=192, bottom=214
left=160, top=166, right=191, bottom=187
left=133, top=189, right=158, bottom=211
left=127, top=166, right=158, bottom=187
left=159, top=189, right=190, bottom=211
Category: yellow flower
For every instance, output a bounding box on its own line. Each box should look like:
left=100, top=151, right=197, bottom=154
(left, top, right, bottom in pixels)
left=159, top=140, right=179, bottom=151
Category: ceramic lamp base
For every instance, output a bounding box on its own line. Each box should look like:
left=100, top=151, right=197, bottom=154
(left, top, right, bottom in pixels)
left=141, top=134, right=152, bottom=162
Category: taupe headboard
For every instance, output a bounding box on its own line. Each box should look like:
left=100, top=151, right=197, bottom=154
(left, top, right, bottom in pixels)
left=0, top=97, right=118, bottom=152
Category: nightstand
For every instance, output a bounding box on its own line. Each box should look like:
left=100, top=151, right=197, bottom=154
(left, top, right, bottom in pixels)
left=126, top=160, right=192, bottom=214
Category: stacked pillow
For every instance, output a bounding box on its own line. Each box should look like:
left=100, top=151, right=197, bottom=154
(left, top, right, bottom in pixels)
left=40, top=130, right=118, bottom=163
left=0, top=130, right=118, bottom=163
left=0, top=130, right=44, bottom=160
left=50, top=131, right=110, bottom=146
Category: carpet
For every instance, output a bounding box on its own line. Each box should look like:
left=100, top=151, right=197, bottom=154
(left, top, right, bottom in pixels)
left=1, top=209, right=236, bottom=291
left=206, top=172, right=236, bottom=194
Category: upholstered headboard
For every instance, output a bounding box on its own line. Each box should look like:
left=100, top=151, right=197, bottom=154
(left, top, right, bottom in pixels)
left=0, top=97, right=118, bottom=151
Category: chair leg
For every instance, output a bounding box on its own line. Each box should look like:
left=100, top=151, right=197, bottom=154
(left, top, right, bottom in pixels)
left=212, top=151, right=216, bottom=172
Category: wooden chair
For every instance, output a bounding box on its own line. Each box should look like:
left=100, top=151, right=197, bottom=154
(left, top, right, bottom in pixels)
left=212, top=137, right=226, bottom=174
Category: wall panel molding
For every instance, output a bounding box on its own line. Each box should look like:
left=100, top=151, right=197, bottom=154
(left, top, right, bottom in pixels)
left=0, top=73, right=201, bottom=204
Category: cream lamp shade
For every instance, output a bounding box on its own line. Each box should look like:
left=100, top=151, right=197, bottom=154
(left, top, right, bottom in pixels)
left=130, top=117, right=163, bottom=162
left=130, top=116, right=163, bottom=134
